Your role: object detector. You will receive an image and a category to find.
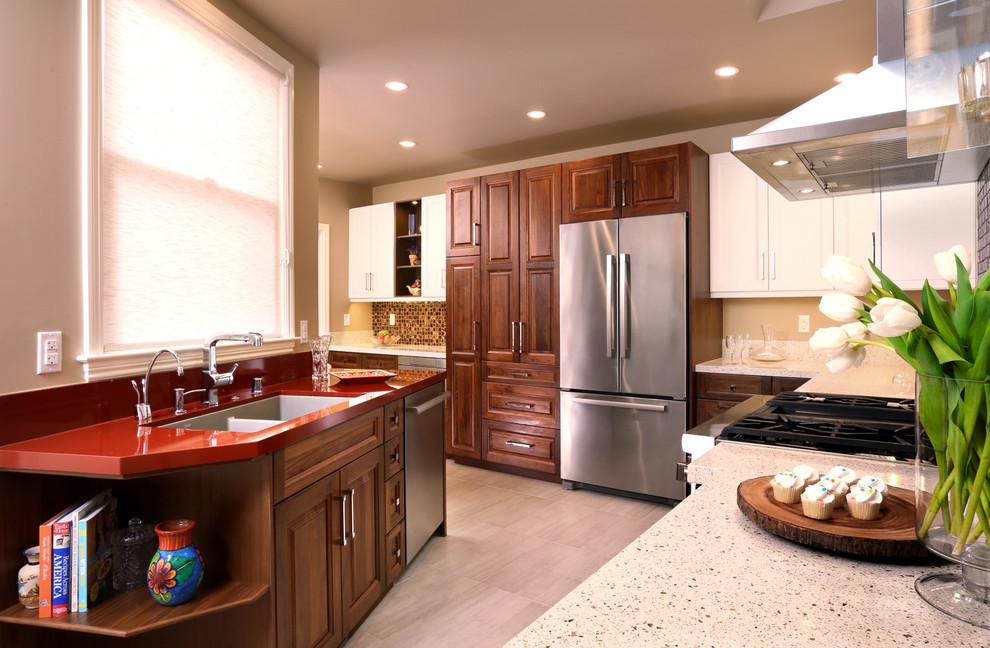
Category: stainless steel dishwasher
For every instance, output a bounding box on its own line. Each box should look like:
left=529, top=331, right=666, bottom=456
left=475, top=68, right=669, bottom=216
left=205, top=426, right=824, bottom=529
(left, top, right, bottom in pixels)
left=404, top=382, right=450, bottom=561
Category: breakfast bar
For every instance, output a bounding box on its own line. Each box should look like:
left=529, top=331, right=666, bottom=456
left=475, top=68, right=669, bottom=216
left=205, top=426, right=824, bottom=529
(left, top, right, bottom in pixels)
left=504, top=442, right=987, bottom=647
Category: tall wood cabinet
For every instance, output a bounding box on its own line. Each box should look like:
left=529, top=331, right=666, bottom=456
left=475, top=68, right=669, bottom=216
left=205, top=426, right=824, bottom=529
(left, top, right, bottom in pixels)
left=445, top=256, right=482, bottom=459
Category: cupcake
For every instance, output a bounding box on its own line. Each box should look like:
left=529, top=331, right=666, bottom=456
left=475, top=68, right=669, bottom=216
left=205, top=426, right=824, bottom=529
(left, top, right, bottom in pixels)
left=847, top=484, right=883, bottom=520
left=857, top=476, right=888, bottom=506
left=827, top=465, right=857, bottom=487
left=818, top=476, right=849, bottom=509
left=770, top=472, right=805, bottom=504
left=793, top=465, right=819, bottom=485
left=800, top=484, right=835, bottom=520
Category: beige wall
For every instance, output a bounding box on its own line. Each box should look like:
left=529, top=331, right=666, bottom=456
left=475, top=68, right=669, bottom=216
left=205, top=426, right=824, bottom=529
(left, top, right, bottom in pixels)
left=318, top=178, right=373, bottom=331
left=0, top=1, right=319, bottom=396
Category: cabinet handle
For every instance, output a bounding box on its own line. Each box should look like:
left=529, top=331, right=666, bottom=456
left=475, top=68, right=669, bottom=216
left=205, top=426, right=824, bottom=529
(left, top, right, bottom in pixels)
left=729, top=384, right=737, bottom=391
left=760, top=252, right=765, bottom=281
left=771, top=251, right=776, bottom=280
left=510, top=321, right=516, bottom=351
left=508, top=371, right=530, bottom=378
left=391, top=451, right=400, bottom=464
left=505, top=401, right=534, bottom=409
left=390, top=412, right=399, bottom=426
left=341, top=491, right=349, bottom=547
left=347, top=488, right=356, bottom=541
left=871, top=231, right=876, bottom=264
left=473, top=321, right=480, bottom=352
left=717, top=404, right=731, bottom=410
left=517, top=321, right=525, bottom=354
left=472, top=222, right=480, bottom=247
left=620, top=178, right=627, bottom=207
left=392, top=496, right=401, bottom=509
left=612, top=181, right=618, bottom=208
left=394, top=547, right=401, bottom=559
left=505, top=440, right=534, bottom=448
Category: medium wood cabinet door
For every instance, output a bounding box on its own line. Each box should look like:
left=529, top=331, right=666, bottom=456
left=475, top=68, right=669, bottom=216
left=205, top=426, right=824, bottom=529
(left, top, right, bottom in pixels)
left=518, top=164, right=560, bottom=365
left=562, top=154, right=621, bottom=223
left=446, top=256, right=481, bottom=357
left=446, top=356, right=481, bottom=459
left=621, top=144, right=687, bottom=217
left=340, top=448, right=386, bottom=635
left=275, top=472, right=344, bottom=648
left=482, top=172, right=519, bottom=365
left=446, top=177, right=481, bottom=257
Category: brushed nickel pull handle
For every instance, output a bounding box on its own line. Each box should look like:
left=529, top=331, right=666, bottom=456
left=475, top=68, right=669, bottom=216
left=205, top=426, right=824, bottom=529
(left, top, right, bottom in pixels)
left=510, top=321, right=516, bottom=351
left=508, top=371, right=530, bottom=378
left=472, top=222, right=480, bottom=247
left=612, top=180, right=618, bottom=208
left=473, top=321, right=479, bottom=352
left=341, top=491, right=348, bottom=546
left=621, top=178, right=627, bottom=207
left=771, top=251, right=777, bottom=280
left=506, top=440, right=534, bottom=448
left=394, top=547, right=401, bottom=559
left=760, top=252, right=766, bottom=281
left=347, top=488, right=356, bottom=540
left=505, top=401, right=534, bottom=409
left=391, top=451, right=400, bottom=463
left=517, top=321, right=525, bottom=354
left=392, top=496, right=401, bottom=509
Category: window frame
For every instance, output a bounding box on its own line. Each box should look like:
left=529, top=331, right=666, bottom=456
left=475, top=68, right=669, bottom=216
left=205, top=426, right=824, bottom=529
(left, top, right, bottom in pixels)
left=79, top=0, right=296, bottom=381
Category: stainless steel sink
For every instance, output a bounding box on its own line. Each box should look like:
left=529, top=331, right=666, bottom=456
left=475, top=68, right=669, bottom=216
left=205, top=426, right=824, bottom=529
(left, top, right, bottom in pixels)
left=156, top=395, right=352, bottom=433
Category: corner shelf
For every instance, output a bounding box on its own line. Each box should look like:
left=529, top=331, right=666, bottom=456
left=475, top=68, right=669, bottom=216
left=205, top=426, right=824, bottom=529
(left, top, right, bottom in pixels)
left=0, top=580, right=267, bottom=638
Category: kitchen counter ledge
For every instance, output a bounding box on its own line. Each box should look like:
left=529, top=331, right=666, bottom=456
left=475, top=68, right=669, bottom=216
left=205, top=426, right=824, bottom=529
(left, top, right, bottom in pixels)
left=505, top=442, right=985, bottom=647
left=0, top=370, right=445, bottom=478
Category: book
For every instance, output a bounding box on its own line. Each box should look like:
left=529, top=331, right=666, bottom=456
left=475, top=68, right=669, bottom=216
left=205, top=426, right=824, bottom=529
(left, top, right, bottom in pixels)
left=38, top=503, right=76, bottom=619
left=69, top=489, right=112, bottom=612
left=50, top=516, right=71, bottom=616
left=77, top=497, right=117, bottom=612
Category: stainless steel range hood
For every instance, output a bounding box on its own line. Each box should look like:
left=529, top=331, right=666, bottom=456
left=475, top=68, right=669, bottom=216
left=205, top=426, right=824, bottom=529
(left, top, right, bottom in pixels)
left=731, top=0, right=990, bottom=201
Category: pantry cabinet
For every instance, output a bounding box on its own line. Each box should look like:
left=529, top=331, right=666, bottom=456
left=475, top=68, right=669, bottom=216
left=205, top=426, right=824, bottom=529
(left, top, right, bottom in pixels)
left=348, top=203, right=395, bottom=300
left=445, top=256, right=483, bottom=459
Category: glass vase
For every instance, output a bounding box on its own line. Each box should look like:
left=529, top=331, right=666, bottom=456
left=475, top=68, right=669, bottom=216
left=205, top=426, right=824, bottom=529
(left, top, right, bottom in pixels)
left=914, top=373, right=990, bottom=629
left=311, top=333, right=334, bottom=381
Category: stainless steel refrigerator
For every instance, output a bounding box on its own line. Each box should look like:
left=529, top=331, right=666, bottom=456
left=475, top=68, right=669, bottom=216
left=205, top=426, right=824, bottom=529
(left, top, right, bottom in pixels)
left=560, top=212, right=688, bottom=502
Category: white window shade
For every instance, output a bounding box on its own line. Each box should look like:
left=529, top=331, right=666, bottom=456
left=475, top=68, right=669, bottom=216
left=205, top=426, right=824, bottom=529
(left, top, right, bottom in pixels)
left=97, top=0, right=291, bottom=352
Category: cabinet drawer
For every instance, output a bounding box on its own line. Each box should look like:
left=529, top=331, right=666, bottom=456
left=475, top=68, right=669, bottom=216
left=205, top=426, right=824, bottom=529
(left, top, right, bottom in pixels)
left=384, top=435, right=404, bottom=479
left=482, top=420, right=557, bottom=474
left=385, top=471, right=404, bottom=532
left=274, top=408, right=384, bottom=501
left=364, top=354, right=399, bottom=371
left=385, top=399, right=404, bottom=440
left=330, top=351, right=361, bottom=368
left=484, top=362, right=559, bottom=387
left=695, top=398, right=741, bottom=424
left=482, top=382, right=559, bottom=427
left=772, top=376, right=808, bottom=393
left=385, top=520, right=405, bottom=589
left=695, top=373, right=768, bottom=401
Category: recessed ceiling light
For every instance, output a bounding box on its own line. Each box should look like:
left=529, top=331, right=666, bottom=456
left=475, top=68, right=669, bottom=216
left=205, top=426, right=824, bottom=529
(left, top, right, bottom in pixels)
left=399, top=140, right=416, bottom=148
left=385, top=81, right=408, bottom=91
left=799, top=188, right=816, bottom=194
left=771, top=160, right=789, bottom=166
left=317, top=164, right=323, bottom=169
left=714, top=66, right=739, bottom=77
left=527, top=110, right=547, bottom=119
left=834, top=73, right=856, bottom=83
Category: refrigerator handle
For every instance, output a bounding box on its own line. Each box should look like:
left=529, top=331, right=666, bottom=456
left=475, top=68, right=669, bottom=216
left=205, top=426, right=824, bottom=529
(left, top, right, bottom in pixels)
left=606, top=254, right=616, bottom=358
left=571, top=397, right=668, bottom=412
left=619, top=253, right=631, bottom=358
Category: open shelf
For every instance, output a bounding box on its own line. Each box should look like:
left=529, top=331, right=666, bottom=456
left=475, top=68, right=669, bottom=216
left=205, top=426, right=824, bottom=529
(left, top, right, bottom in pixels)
left=0, top=580, right=267, bottom=638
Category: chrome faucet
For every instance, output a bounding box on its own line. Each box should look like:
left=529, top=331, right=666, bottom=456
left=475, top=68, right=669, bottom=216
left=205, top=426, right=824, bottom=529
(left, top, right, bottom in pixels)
left=202, top=333, right=263, bottom=405
left=134, top=349, right=184, bottom=423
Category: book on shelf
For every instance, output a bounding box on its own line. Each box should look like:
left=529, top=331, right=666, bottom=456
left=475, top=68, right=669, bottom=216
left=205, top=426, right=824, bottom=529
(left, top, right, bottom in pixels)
left=77, top=496, right=117, bottom=612
left=69, top=488, right=112, bottom=612
left=50, top=516, right=71, bottom=617
left=38, top=503, right=76, bottom=619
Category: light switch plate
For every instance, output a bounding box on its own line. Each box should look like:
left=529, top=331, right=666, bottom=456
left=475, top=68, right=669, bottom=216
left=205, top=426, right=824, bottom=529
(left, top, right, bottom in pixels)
left=300, top=320, right=309, bottom=343
left=389, top=313, right=396, bottom=326
left=798, top=314, right=810, bottom=333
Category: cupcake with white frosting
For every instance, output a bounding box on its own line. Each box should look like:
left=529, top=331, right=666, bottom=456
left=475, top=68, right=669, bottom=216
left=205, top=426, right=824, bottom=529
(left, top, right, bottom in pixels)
left=847, top=484, right=883, bottom=520
left=857, top=476, right=888, bottom=506
left=770, top=472, right=805, bottom=504
left=827, top=465, right=857, bottom=487
left=793, top=465, right=819, bottom=485
left=800, top=484, right=835, bottom=520
left=817, top=476, right=850, bottom=509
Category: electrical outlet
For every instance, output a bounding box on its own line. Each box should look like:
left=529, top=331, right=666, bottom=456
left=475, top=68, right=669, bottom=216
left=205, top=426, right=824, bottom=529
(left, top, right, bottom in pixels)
left=300, top=320, right=309, bottom=344
left=798, top=314, right=810, bottom=333
left=389, top=313, right=395, bottom=326
left=37, top=331, right=62, bottom=374
left=344, top=314, right=350, bottom=326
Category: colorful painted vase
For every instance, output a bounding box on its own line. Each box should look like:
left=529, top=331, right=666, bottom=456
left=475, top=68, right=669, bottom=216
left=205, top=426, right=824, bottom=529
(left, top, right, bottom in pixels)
left=147, top=519, right=204, bottom=606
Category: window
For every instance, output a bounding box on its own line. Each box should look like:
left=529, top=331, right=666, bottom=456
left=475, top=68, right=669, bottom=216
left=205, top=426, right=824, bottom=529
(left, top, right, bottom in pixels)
left=82, top=0, right=295, bottom=379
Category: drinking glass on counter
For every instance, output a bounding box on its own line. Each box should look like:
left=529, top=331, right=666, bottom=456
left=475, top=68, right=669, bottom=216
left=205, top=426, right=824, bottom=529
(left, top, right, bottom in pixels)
left=311, top=334, right=334, bottom=381
left=723, top=334, right=751, bottom=365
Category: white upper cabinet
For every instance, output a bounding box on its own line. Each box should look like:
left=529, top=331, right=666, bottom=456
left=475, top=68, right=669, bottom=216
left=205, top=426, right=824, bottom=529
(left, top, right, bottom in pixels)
left=348, top=202, right=395, bottom=300
left=420, top=193, right=447, bottom=298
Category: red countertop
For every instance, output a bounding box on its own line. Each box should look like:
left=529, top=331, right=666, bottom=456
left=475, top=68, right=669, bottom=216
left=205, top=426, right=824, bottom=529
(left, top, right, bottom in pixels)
left=0, top=370, right=445, bottom=478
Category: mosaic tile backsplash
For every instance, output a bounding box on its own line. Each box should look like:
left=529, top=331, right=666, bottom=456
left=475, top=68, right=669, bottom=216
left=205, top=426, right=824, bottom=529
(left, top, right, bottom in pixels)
left=372, top=301, right=447, bottom=345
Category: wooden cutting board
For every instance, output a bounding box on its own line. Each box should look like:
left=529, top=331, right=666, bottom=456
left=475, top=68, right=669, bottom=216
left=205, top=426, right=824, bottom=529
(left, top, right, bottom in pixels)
left=736, top=476, right=932, bottom=560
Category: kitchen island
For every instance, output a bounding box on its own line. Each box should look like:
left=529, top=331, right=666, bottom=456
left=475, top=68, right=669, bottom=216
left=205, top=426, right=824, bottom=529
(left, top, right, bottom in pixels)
left=0, top=369, right=446, bottom=648
left=505, top=442, right=986, bottom=647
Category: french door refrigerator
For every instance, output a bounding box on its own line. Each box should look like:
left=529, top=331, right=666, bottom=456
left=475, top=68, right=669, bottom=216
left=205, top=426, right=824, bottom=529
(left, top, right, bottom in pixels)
left=560, top=212, right=688, bottom=502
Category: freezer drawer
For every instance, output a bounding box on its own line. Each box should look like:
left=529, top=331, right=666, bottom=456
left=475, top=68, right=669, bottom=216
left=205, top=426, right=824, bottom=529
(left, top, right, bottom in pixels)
left=561, top=391, right=687, bottom=501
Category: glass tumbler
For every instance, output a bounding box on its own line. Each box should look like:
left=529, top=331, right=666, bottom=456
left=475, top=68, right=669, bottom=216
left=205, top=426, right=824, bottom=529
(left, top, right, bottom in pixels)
left=311, top=334, right=334, bottom=381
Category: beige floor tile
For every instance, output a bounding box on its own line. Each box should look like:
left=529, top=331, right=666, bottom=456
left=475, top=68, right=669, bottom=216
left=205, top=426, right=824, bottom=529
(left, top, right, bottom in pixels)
left=483, top=539, right=605, bottom=606
left=458, top=487, right=554, bottom=527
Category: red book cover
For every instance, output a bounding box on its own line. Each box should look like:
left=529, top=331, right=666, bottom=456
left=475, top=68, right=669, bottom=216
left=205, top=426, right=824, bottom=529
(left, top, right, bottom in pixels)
left=37, top=504, right=74, bottom=619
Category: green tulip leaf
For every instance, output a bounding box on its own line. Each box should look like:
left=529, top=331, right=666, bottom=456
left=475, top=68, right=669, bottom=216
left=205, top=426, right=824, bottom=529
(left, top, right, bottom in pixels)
left=869, top=259, right=919, bottom=311
left=923, top=281, right=965, bottom=356
left=928, top=334, right=969, bottom=366
left=955, top=256, right=975, bottom=341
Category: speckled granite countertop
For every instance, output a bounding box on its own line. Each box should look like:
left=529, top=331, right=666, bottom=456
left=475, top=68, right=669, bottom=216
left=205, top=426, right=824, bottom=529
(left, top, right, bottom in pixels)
left=504, top=443, right=985, bottom=647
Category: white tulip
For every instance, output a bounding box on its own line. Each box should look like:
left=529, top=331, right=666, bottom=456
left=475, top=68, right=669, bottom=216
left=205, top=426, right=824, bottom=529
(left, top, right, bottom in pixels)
left=809, top=327, right=849, bottom=355
left=825, top=345, right=867, bottom=374
left=933, top=245, right=972, bottom=284
left=821, top=254, right=873, bottom=296
left=840, top=321, right=868, bottom=339
left=866, top=297, right=922, bottom=337
left=819, top=292, right=863, bottom=323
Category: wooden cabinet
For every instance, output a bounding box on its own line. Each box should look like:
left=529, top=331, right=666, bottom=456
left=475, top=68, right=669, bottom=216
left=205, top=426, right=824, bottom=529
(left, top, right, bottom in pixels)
left=420, top=193, right=447, bottom=298
left=329, top=352, right=398, bottom=372
left=339, top=448, right=386, bottom=635
left=446, top=176, right=481, bottom=257
left=445, top=256, right=482, bottom=459
left=562, top=144, right=691, bottom=223
left=694, top=372, right=808, bottom=424
left=348, top=203, right=395, bottom=300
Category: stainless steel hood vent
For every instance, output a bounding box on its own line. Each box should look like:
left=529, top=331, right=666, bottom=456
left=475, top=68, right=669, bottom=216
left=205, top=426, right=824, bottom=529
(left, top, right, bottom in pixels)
left=730, top=0, right=990, bottom=201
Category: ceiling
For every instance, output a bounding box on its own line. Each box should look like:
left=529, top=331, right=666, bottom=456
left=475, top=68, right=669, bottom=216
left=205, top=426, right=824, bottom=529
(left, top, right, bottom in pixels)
left=227, top=0, right=879, bottom=187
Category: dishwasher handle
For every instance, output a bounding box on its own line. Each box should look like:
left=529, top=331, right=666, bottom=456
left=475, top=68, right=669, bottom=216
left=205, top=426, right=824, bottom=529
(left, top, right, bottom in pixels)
left=405, top=391, right=451, bottom=415
left=570, top=397, right=668, bottom=412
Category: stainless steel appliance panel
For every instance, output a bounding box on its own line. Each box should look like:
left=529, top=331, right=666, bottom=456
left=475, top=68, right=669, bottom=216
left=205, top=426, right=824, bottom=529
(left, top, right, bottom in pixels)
left=560, top=219, right=620, bottom=394
left=403, top=383, right=449, bottom=562
left=561, top=391, right=687, bottom=501
left=617, top=213, right=687, bottom=399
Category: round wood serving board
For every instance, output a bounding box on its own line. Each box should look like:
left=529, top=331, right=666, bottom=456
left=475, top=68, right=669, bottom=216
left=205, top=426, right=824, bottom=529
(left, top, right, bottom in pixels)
left=737, top=476, right=931, bottom=560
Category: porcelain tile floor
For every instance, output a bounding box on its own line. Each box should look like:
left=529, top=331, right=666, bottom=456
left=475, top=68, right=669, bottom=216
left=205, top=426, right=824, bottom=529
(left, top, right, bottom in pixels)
left=341, top=461, right=674, bottom=648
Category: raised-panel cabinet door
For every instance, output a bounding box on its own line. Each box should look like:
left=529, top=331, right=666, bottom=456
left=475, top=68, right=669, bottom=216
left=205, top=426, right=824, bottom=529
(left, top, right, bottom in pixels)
left=708, top=152, right=769, bottom=294
left=562, top=154, right=621, bottom=223
left=348, top=206, right=373, bottom=299
left=420, top=193, right=447, bottom=298
left=482, top=172, right=520, bottom=364
left=518, top=164, right=560, bottom=365
left=482, top=172, right=519, bottom=266
left=518, top=266, right=557, bottom=365
left=483, top=267, right=517, bottom=364
left=767, top=189, right=833, bottom=292
left=340, top=448, right=386, bottom=636
left=446, top=357, right=481, bottom=458
left=446, top=257, right=481, bottom=357
left=446, top=177, right=481, bottom=257
left=275, top=471, right=343, bottom=648
left=622, top=144, right=687, bottom=217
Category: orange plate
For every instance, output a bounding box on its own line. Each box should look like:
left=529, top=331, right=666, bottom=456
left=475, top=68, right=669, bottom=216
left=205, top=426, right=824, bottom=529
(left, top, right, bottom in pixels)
left=328, top=369, right=397, bottom=384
